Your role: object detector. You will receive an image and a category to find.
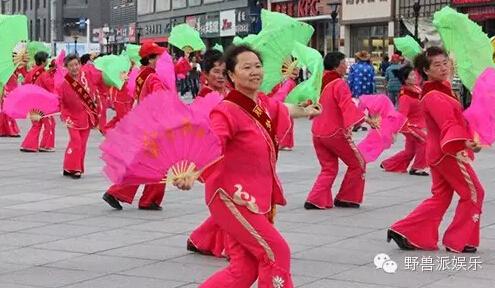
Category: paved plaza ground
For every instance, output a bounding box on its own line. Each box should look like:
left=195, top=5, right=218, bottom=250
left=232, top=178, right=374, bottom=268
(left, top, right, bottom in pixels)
left=0, top=113, right=494, bottom=288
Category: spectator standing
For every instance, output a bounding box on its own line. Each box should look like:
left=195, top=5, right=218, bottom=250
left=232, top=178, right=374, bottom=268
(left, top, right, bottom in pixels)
left=385, top=54, right=403, bottom=106
left=348, top=50, right=376, bottom=98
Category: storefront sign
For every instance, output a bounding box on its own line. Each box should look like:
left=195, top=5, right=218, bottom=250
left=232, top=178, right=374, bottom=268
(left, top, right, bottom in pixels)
left=342, top=0, right=392, bottom=22
left=141, top=19, right=171, bottom=38
left=235, top=8, right=250, bottom=35
left=198, top=13, right=220, bottom=38
left=220, top=10, right=236, bottom=37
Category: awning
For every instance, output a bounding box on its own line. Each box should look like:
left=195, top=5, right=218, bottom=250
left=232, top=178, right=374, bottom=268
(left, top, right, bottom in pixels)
left=401, top=17, right=442, bottom=46
left=452, top=0, right=493, bottom=5
left=463, top=6, right=495, bottom=21
left=140, top=37, right=168, bottom=44
left=296, top=15, right=332, bottom=22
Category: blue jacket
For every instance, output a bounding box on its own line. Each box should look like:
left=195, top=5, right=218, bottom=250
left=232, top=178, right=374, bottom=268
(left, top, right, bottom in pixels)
left=348, top=61, right=375, bottom=97
left=385, top=64, right=402, bottom=92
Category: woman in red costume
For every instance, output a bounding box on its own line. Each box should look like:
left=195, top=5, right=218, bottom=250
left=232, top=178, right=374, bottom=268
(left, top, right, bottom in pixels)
left=174, top=45, right=320, bottom=287
left=380, top=64, right=428, bottom=176
left=20, top=51, right=56, bottom=152
left=388, top=47, right=484, bottom=253
left=0, top=59, right=27, bottom=137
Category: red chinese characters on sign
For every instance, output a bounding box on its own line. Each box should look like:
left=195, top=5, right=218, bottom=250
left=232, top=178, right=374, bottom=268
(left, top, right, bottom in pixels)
left=272, top=1, right=298, bottom=17
left=298, top=0, right=319, bottom=17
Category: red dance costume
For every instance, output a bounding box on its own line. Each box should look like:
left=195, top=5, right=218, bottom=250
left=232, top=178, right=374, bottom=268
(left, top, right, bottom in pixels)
left=199, top=89, right=293, bottom=287
left=57, top=72, right=99, bottom=173
left=306, top=70, right=366, bottom=208
left=81, top=63, right=109, bottom=134
left=381, top=85, right=427, bottom=172
left=20, top=65, right=56, bottom=151
left=188, top=80, right=296, bottom=257
left=390, top=81, right=485, bottom=252
left=105, top=83, right=134, bottom=130
left=106, top=66, right=167, bottom=208
left=0, top=68, right=27, bottom=137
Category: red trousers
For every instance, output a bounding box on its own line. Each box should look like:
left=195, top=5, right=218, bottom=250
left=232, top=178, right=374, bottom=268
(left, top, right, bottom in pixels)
left=279, top=120, right=294, bottom=149
left=105, top=102, right=132, bottom=130
left=189, top=216, right=226, bottom=257
left=64, top=128, right=91, bottom=173
left=382, top=132, right=426, bottom=172
left=391, top=156, right=484, bottom=252
left=21, top=117, right=56, bottom=151
left=98, top=97, right=108, bottom=134
left=107, top=183, right=165, bottom=207
left=201, top=192, right=293, bottom=288
left=0, top=112, right=20, bottom=136
left=306, top=133, right=366, bottom=208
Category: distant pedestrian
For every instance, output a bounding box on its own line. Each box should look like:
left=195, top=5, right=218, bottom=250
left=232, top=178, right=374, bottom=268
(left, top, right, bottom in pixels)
left=348, top=50, right=375, bottom=98
left=385, top=54, right=402, bottom=106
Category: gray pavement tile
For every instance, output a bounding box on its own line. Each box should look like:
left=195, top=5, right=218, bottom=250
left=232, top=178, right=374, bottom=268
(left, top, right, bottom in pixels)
left=32, top=238, right=131, bottom=254
left=0, top=220, right=49, bottom=232
left=0, top=267, right=103, bottom=288
left=0, top=247, right=84, bottom=266
left=120, top=261, right=218, bottom=283
left=20, top=223, right=108, bottom=237
left=8, top=212, right=90, bottom=224
left=46, top=254, right=157, bottom=273
left=422, top=275, right=495, bottom=288
left=0, top=232, right=63, bottom=247
left=299, top=279, right=400, bottom=288
left=63, top=274, right=187, bottom=288
left=0, top=262, right=32, bottom=275
left=64, top=215, right=148, bottom=228
left=99, top=244, right=189, bottom=261
left=77, top=228, right=171, bottom=245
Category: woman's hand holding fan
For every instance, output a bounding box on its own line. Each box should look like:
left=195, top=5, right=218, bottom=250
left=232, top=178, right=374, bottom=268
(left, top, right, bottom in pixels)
left=100, top=90, right=222, bottom=187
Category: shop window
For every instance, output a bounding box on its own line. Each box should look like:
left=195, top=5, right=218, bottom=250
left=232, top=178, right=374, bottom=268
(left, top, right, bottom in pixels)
left=156, top=0, right=171, bottom=11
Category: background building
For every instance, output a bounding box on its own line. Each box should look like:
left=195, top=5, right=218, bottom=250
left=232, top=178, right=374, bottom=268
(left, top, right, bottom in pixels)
left=452, top=0, right=495, bottom=37
left=136, top=0, right=250, bottom=49
left=1, top=0, right=110, bottom=54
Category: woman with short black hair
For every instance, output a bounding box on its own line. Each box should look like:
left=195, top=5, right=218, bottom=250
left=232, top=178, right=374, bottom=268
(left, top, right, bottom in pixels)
left=174, top=44, right=320, bottom=287
left=388, top=47, right=485, bottom=253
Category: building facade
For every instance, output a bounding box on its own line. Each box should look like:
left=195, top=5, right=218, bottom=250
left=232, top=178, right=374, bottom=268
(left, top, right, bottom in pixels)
left=267, top=0, right=341, bottom=55
left=1, top=0, right=110, bottom=49
left=103, top=0, right=138, bottom=53
left=136, top=0, right=251, bottom=49
left=452, top=0, right=495, bottom=37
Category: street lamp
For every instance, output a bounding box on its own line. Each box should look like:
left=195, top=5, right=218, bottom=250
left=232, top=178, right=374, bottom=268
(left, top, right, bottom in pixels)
left=102, top=26, right=110, bottom=54
left=413, top=1, right=421, bottom=41
left=329, top=3, right=340, bottom=52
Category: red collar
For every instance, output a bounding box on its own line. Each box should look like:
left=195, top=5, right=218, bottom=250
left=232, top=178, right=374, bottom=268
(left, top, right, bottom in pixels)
left=322, top=70, right=341, bottom=90
left=140, top=66, right=156, bottom=74
left=401, top=85, right=421, bottom=99
left=421, top=81, right=457, bottom=100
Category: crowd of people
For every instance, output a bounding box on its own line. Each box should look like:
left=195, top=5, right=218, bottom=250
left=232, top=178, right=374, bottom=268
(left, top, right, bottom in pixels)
left=0, top=37, right=487, bottom=287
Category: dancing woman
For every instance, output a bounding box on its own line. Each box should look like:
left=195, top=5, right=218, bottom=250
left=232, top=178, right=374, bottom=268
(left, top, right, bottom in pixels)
left=174, top=45, right=320, bottom=287
left=388, top=47, right=484, bottom=253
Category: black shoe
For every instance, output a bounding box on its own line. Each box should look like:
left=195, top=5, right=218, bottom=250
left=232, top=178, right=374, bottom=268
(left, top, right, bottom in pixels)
left=334, top=199, right=360, bottom=208
left=186, top=239, right=213, bottom=255
left=352, top=127, right=359, bottom=132
left=102, top=193, right=123, bottom=210
left=20, top=148, right=37, bottom=152
left=9, top=135, right=21, bottom=138
left=387, top=229, right=416, bottom=250
left=63, top=170, right=81, bottom=179
left=446, top=246, right=477, bottom=253
left=409, top=169, right=429, bottom=176
left=361, top=127, right=368, bottom=131
left=304, top=202, right=323, bottom=210
left=139, top=203, right=162, bottom=210
left=380, top=163, right=384, bottom=169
